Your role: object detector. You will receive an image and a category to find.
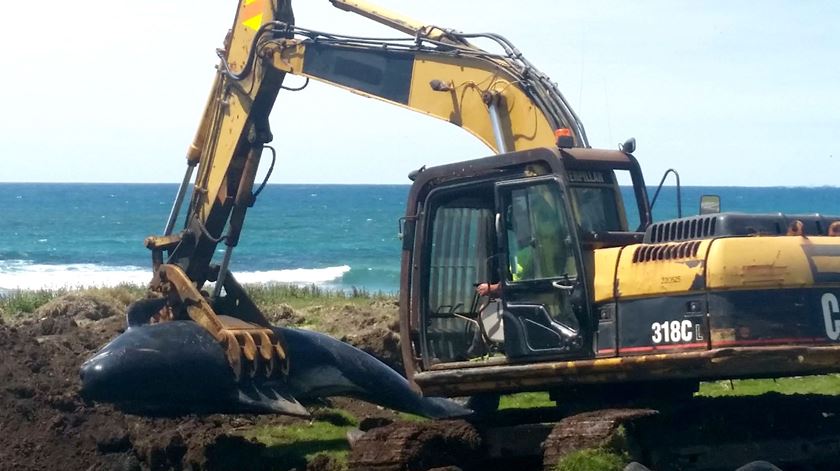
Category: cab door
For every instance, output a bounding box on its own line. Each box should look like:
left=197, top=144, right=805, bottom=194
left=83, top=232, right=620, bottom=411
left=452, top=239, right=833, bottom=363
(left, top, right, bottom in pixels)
left=495, top=177, right=593, bottom=359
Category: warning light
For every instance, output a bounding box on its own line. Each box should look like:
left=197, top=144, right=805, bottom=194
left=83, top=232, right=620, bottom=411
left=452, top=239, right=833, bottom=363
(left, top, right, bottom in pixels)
left=554, top=128, right=574, bottom=148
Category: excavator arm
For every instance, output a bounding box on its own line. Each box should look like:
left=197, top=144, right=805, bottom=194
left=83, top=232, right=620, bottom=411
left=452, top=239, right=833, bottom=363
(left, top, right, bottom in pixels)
left=142, top=0, right=588, bottom=399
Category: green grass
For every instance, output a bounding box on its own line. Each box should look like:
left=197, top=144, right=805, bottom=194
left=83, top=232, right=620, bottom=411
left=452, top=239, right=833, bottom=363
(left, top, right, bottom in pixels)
left=0, top=284, right=147, bottom=321
left=495, top=377, right=840, bottom=409
left=0, top=283, right=392, bottom=325
left=554, top=448, right=629, bottom=471
left=78, top=284, right=147, bottom=306
left=499, top=392, right=554, bottom=410
left=0, top=289, right=64, bottom=318
left=395, top=411, right=427, bottom=422
left=242, top=410, right=358, bottom=468
left=245, top=284, right=390, bottom=309
left=243, top=283, right=399, bottom=334
left=698, top=374, right=840, bottom=397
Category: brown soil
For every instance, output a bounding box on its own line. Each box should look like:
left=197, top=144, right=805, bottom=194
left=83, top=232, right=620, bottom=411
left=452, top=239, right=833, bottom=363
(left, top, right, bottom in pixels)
left=267, top=300, right=404, bottom=374
left=0, top=294, right=404, bottom=471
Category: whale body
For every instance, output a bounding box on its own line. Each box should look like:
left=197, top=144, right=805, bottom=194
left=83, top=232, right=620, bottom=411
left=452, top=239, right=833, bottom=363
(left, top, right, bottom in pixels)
left=80, top=320, right=470, bottom=419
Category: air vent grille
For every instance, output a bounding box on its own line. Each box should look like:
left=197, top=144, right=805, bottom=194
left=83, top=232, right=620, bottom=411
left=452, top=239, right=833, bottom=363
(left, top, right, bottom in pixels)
left=646, top=216, right=717, bottom=243
left=633, top=241, right=702, bottom=263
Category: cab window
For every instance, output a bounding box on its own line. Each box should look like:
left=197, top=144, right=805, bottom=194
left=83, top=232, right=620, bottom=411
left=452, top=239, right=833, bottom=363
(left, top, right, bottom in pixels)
left=505, top=182, right=577, bottom=282
left=567, top=169, right=640, bottom=232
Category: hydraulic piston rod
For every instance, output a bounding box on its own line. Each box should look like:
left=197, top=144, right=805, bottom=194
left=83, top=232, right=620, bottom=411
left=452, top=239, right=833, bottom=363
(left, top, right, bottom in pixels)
left=164, top=162, right=197, bottom=236
left=486, top=96, right=509, bottom=154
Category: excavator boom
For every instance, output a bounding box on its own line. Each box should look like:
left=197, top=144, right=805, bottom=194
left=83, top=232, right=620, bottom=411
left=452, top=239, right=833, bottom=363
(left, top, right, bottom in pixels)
left=87, top=0, right=593, bottom=417
left=140, top=0, right=592, bottom=386
left=154, top=0, right=588, bottom=280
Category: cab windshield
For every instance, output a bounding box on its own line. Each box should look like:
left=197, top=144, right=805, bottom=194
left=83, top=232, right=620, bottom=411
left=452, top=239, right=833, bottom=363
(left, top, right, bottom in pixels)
left=566, top=169, right=640, bottom=232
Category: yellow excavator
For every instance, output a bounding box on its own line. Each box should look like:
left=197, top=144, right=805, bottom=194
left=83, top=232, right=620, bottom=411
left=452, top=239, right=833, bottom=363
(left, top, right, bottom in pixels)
left=80, top=0, right=840, bottom=468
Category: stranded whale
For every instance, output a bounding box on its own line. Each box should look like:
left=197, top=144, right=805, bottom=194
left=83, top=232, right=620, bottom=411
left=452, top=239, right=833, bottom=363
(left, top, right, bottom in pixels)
left=80, top=309, right=470, bottom=419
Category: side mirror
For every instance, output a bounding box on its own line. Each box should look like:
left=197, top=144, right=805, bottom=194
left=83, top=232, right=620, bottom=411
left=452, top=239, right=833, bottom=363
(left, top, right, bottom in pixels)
left=699, top=195, right=721, bottom=215
left=399, top=217, right=416, bottom=249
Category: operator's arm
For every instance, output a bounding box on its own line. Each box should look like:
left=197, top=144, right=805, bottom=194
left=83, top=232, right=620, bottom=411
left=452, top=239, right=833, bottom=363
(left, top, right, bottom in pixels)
left=476, top=282, right=500, bottom=297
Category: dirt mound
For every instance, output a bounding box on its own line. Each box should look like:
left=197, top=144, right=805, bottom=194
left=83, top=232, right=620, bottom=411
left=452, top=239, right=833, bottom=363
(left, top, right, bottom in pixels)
left=341, top=321, right=403, bottom=374
left=281, top=300, right=404, bottom=373
left=0, top=295, right=119, bottom=470
left=265, top=303, right=305, bottom=326
left=35, top=292, right=124, bottom=322
left=0, top=295, right=292, bottom=470
left=0, top=294, right=418, bottom=471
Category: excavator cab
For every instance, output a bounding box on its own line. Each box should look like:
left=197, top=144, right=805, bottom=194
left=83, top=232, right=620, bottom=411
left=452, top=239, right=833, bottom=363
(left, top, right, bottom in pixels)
left=401, top=146, right=651, bottom=390
left=495, top=176, right=587, bottom=359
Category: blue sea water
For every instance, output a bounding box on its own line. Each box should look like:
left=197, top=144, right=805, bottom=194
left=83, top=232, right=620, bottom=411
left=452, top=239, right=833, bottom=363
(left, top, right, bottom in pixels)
left=1, top=183, right=839, bottom=293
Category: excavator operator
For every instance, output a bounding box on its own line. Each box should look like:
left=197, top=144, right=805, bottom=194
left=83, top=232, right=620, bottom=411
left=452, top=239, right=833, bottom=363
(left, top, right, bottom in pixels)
left=476, top=182, right=574, bottom=297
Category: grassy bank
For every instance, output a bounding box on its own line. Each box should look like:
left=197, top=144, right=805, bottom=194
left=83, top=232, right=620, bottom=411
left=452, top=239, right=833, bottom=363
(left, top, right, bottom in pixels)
left=0, top=284, right=146, bottom=321
left=0, top=284, right=396, bottom=332
left=245, top=283, right=391, bottom=309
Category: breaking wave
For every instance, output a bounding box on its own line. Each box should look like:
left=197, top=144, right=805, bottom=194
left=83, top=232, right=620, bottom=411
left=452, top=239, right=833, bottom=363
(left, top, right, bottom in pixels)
left=232, top=266, right=351, bottom=285
left=0, top=260, right=351, bottom=292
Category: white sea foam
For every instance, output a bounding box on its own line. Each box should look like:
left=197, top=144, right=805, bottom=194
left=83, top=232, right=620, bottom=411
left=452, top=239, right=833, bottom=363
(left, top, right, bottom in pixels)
left=0, top=263, right=151, bottom=291
left=232, top=265, right=351, bottom=285
left=0, top=261, right=351, bottom=291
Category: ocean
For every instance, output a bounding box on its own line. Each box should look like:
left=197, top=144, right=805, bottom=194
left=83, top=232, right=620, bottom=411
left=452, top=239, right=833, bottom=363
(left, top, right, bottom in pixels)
left=2, top=183, right=839, bottom=293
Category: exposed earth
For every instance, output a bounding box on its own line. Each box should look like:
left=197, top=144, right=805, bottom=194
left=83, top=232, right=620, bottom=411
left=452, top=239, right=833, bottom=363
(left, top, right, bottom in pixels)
left=0, top=293, right=408, bottom=471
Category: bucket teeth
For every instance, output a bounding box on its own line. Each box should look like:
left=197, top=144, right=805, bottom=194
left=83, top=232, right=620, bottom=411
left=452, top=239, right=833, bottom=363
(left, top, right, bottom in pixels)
left=151, top=265, right=291, bottom=382
left=222, top=329, right=287, bottom=381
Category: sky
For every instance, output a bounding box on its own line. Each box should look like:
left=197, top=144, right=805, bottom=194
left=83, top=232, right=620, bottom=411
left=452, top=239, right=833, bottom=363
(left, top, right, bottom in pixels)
left=0, top=1, right=838, bottom=186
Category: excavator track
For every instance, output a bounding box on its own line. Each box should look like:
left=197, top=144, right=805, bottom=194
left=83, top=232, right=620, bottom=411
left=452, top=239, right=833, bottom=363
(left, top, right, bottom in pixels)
left=347, top=393, right=840, bottom=471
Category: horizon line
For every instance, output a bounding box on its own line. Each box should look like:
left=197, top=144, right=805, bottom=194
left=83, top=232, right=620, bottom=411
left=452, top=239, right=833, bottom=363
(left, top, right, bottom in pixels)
left=2, top=181, right=840, bottom=189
